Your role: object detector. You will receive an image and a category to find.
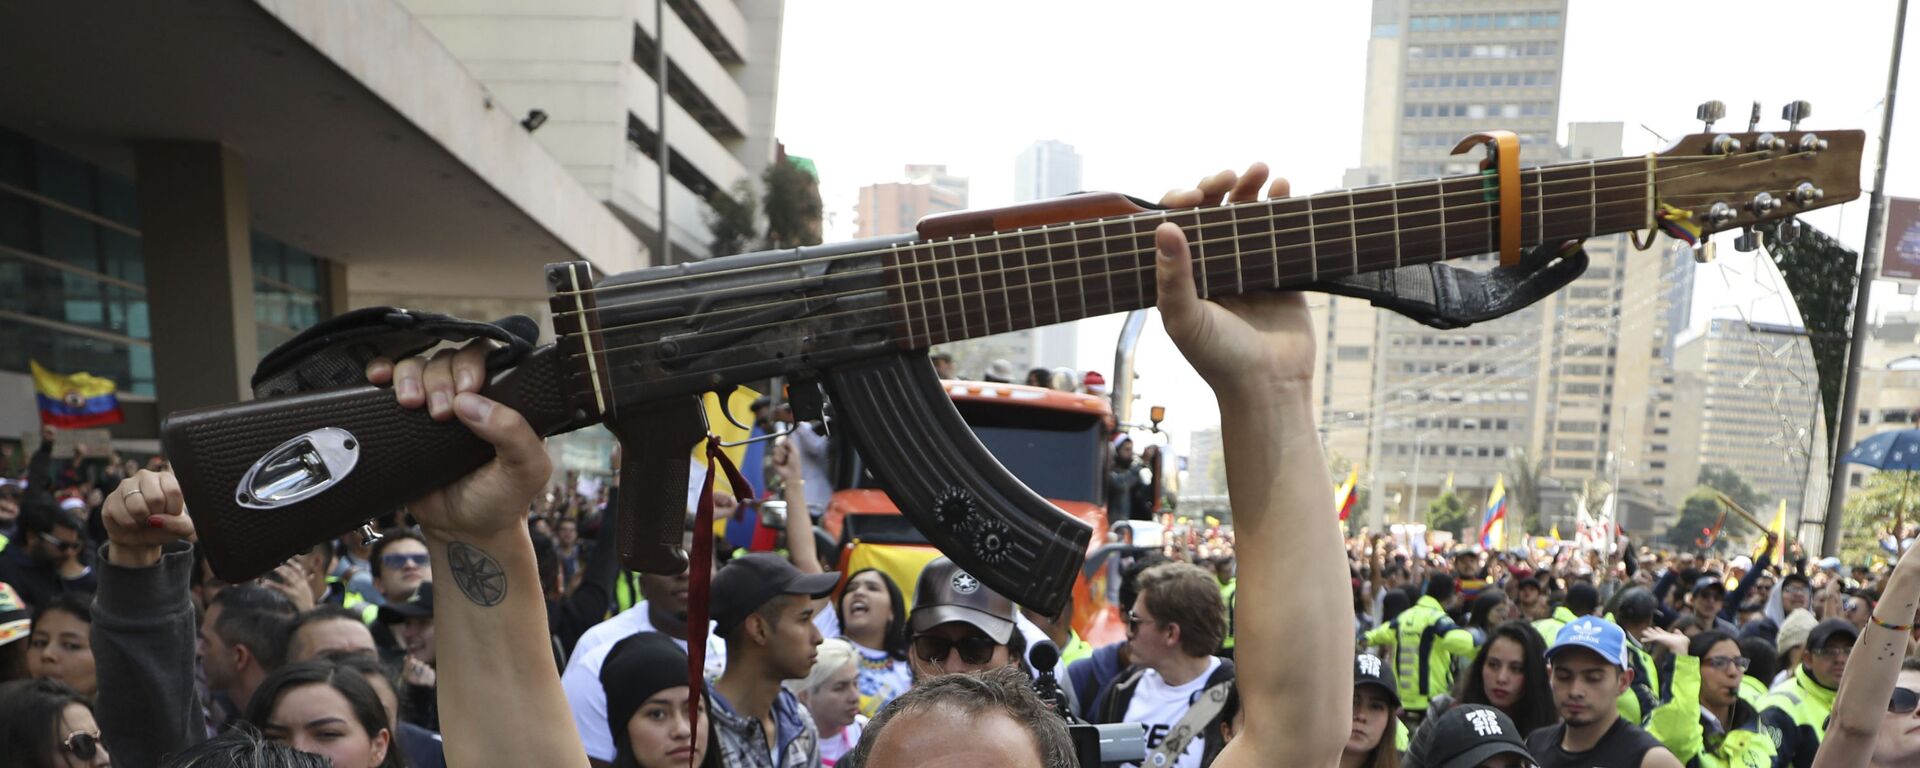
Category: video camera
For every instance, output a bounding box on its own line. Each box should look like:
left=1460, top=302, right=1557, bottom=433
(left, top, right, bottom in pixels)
left=1028, top=640, right=1146, bottom=768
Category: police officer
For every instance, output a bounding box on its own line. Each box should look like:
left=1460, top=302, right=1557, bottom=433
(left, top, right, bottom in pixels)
left=1756, top=618, right=1856, bottom=768
left=1364, top=573, right=1478, bottom=720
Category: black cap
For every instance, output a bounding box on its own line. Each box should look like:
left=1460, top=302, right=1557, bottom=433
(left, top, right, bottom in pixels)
left=1406, top=704, right=1536, bottom=768
left=709, top=553, right=839, bottom=635
left=379, top=582, right=434, bottom=623
left=1693, top=574, right=1727, bottom=594
left=908, top=557, right=1016, bottom=644
left=1354, top=654, right=1396, bottom=701
left=1807, top=618, right=1860, bottom=650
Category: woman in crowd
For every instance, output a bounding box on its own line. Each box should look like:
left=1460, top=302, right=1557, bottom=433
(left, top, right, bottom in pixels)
left=1346, top=654, right=1402, bottom=768
left=0, top=677, right=110, bottom=767
left=28, top=592, right=96, bottom=697
left=1427, top=621, right=1555, bottom=737
left=599, top=631, right=715, bottom=768
left=790, top=639, right=865, bottom=766
left=1463, top=589, right=1512, bottom=645
left=1644, top=627, right=1775, bottom=767
left=243, top=660, right=401, bottom=768
left=774, top=437, right=913, bottom=715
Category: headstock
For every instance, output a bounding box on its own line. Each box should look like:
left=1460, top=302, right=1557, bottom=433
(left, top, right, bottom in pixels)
left=1653, top=100, right=1863, bottom=259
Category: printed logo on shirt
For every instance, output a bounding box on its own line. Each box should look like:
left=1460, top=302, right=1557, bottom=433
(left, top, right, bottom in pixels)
left=1466, top=709, right=1503, bottom=737
left=951, top=572, right=980, bottom=595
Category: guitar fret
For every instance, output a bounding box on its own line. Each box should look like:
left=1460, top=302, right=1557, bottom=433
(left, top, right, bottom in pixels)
left=1391, top=184, right=1403, bottom=270
left=1533, top=168, right=1544, bottom=244
left=1437, top=177, right=1448, bottom=263
left=1269, top=200, right=1286, bottom=285
left=1097, top=218, right=1116, bottom=316
left=1228, top=202, right=1245, bottom=295
left=1587, top=159, right=1598, bottom=237
left=997, top=238, right=1015, bottom=334
left=1307, top=196, right=1321, bottom=282
left=1347, top=191, right=1360, bottom=276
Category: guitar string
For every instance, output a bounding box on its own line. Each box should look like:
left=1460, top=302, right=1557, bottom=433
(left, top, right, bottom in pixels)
left=551, top=154, right=1726, bottom=319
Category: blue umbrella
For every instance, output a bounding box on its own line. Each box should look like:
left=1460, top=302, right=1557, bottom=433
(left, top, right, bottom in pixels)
left=1843, top=429, right=1920, bottom=555
left=1843, top=429, right=1920, bottom=471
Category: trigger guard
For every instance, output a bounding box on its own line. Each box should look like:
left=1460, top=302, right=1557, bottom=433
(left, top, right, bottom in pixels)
left=824, top=353, right=1089, bottom=617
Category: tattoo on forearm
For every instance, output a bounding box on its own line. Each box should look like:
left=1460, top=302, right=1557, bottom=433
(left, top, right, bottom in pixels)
left=447, top=541, right=508, bottom=607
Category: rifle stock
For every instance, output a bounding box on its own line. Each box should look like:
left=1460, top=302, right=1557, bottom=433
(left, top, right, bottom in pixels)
left=162, top=346, right=578, bottom=582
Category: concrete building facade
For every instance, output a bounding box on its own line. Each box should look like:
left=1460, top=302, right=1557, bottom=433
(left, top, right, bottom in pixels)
left=0, top=0, right=783, bottom=456
left=1670, top=319, right=1824, bottom=521
left=853, top=165, right=967, bottom=238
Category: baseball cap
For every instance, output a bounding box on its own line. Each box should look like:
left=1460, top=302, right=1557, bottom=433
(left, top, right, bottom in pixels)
left=379, top=581, right=435, bottom=623
left=1807, top=618, right=1860, bottom=650
left=908, top=557, right=1015, bottom=644
left=1405, top=704, right=1536, bottom=768
left=1693, top=574, right=1727, bottom=594
left=1776, top=608, right=1818, bottom=653
left=0, top=583, right=29, bottom=647
left=1354, top=654, right=1396, bottom=701
left=1729, top=555, right=1753, bottom=572
left=1547, top=616, right=1630, bottom=668
left=709, top=553, right=839, bottom=635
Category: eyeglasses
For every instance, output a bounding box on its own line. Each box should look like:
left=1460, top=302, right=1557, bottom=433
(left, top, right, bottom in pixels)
left=382, top=553, right=430, bottom=569
left=1703, top=655, right=1751, bottom=671
left=64, top=730, right=100, bottom=761
left=38, top=532, right=80, bottom=552
left=912, top=633, right=998, bottom=666
left=1889, top=687, right=1920, bottom=715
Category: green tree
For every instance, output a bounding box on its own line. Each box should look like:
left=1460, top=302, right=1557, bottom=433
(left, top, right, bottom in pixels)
left=1694, top=464, right=1766, bottom=539
left=1668, top=486, right=1733, bottom=552
left=704, top=179, right=759, bottom=258
left=762, top=154, right=823, bottom=250
left=1840, top=470, right=1916, bottom=564
left=1428, top=491, right=1469, bottom=539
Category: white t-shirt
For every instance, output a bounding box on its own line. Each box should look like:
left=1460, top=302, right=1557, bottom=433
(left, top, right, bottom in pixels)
left=561, top=601, right=728, bottom=762
left=1122, top=657, right=1223, bottom=768
left=820, top=714, right=867, bottom=766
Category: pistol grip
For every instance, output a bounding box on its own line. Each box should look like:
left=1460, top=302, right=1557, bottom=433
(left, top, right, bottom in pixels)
left=826, top=352, right=1091, bottom=617
left=609, top=397, right=705, bottom=574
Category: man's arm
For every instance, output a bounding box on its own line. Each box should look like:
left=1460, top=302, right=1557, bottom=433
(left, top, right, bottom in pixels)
left=553, top=500, right=623, bottom=653
left=1152, top=166, right=1351, bottom=768
left=1640, top=746, right=1686, bottom=768
left=1723, top=535, right=1775, bottom=621
left=90, top=470, right=204, bottom=767
left=366, top=347, right=589, bottom=767
left=1639, top=628, right=1701, bottom=763
left=1810, top=541, right=1919, bottom=768
left=1436, top=627, right=1477, bottom=657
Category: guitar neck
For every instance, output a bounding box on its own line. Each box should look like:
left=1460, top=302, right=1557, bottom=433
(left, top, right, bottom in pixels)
left=884, top=159, right=1647, bottom=349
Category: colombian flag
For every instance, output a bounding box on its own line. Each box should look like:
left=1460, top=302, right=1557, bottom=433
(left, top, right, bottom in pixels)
left=1478, top=474, right=1508, bottom=551
left=31, top=360, right=123, bottom=428
left=1334, top=467, right=1358, bottom=521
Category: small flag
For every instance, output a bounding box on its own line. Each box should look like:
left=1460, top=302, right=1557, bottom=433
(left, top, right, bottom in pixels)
left=1334, top=468, right=1359, bottom=521
left=1754, top=499, right=1787, bottom=560
left=31, top=360, right=122, bottom=428
left=1442, top=471, right=1455, bottom=494
left=1549, top=524, right=1562, bottom=542
left=1478, top=474, right=1508, bottom=551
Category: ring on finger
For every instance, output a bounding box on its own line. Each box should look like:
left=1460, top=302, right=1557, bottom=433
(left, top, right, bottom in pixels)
left=123, top=488, right=145, bottom=500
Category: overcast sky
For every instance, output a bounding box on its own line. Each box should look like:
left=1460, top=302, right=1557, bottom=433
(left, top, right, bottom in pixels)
left=773, top=1, right=1918, bottom=452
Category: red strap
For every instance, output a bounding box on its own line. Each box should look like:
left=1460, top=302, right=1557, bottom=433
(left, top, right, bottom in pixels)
left=686, top=437, right=753, bottom=766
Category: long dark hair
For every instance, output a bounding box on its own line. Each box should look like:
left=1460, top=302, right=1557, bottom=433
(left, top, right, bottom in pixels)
left=0, top=678, right=92, bottom=768
left=1455, top=621, right=1555, bottom=735
left=244, top=660, right=405, bottom=768
left=837, top=568, right=908, bottom=661
left=1467, top=589, right=1509, bottom=631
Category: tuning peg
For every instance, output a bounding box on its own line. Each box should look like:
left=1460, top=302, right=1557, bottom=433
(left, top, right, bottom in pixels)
left=1693, top=239, right=1717, bottom=263
left=1697, top=100, right=1727, bottom=131
left=1776, top=218, right=1803, bottom=244
left=1734, top=227, right=1760, bottom=253
left=1782, top=101, right=1813, bottom=130
left=359, top=523, right=384, bottom=547
left=1747, top=102, right=1762, bottom=132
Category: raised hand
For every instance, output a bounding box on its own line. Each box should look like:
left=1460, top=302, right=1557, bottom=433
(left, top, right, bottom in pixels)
left=102, top=470, right=196, bottom=568
left=1153, top=164, right=1317, bottom=396
left=1639, top=626, right=1689, bottom=657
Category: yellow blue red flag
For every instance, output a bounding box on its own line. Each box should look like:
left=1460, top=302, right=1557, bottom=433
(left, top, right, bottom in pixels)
left=1478, top=474, right=1508, bottom=551
left=31, top=360, right=122, bottom=428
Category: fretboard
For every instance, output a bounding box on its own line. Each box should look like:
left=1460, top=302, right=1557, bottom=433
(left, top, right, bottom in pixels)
left=882, top=159, right=1648, bottom=348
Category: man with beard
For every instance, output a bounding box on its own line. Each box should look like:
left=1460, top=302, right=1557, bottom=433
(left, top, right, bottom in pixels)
left=1525, top=616, right=1682, bottom=767
left=561, top=527, right=726, bottom=767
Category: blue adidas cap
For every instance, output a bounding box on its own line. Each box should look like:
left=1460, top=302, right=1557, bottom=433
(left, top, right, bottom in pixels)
left=1547, top=616, right=1629, bottom=668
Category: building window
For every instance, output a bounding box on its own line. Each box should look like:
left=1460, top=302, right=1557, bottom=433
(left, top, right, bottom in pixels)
left=1337, top=345, right=1370, bottom=361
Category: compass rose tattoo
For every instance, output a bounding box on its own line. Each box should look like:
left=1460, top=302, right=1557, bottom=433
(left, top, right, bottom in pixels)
left=447, top=541, right=508, bottom=606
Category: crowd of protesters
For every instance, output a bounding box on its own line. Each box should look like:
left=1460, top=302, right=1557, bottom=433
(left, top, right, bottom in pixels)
left=0, top=166, right=1917, bottom=768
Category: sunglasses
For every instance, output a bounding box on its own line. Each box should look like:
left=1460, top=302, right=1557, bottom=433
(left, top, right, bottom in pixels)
left=38, top=532, right=80, bottom=552
left=382, top=553, right=431, bottom=569
left=1126, top=611, right=1161, bottom=634
left=64, top=730, right=100, bottom=761
left=1703, top=655, right=1751, bottom=671
left=1893, top=687, right=1919, bottom=716
left=912, top=633, right=998, bottom=666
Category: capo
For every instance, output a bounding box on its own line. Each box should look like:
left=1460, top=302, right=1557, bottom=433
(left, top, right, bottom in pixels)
left=1630, top=153, right=1660, bottom=251
left=1450, top=130, right=1522, bottom=267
